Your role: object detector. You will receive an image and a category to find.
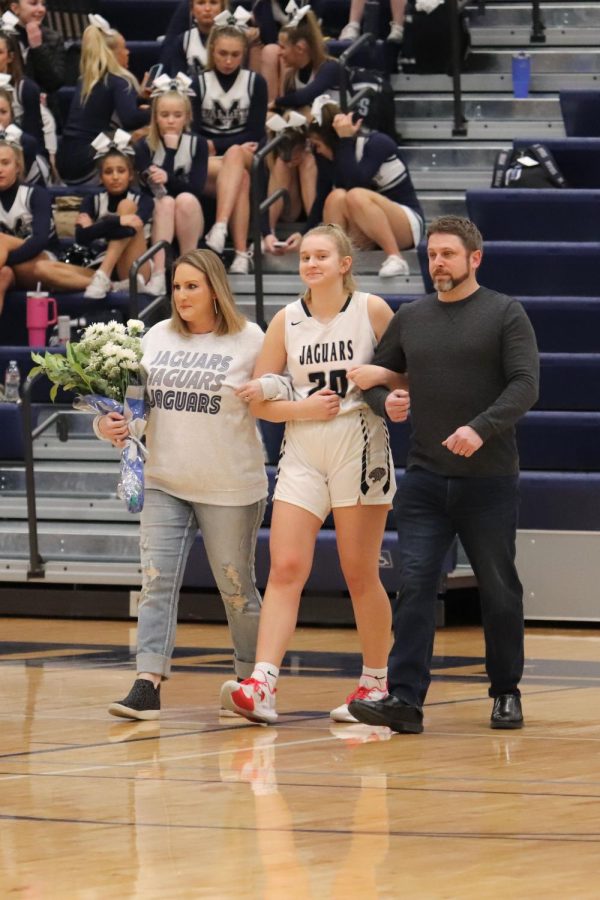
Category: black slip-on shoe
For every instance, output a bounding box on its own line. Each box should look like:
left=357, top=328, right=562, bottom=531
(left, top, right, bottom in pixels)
left=490, top=693, right=524, bottom=729
left=348, top=694, right=424, bottom=734
left=109, top=678, right=161, bottom=721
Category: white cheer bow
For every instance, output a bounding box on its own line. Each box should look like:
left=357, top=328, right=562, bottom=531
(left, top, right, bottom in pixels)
left=310, top=94, right=338, bottom=126
left=285, top=0, right=311, bottom=27
left=88, top=13, right=115, bottom=35
left=213, top=7, right=253, bottom=31
left=266, top=111, right=308, bottom=132
left=0, top=10, right=19, bottom=34
left=0, top=123, right=23, bottom=148
left=151, top=71, right=195, bottom=98
left=91, top=128, right=135, bottom=159
left=0, top=73, right=14, bottom=93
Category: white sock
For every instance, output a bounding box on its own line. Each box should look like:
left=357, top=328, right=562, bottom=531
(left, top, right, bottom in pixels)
left=252, top=661, right=279, bottom=692
left=359, top=666, right=388, bottom=690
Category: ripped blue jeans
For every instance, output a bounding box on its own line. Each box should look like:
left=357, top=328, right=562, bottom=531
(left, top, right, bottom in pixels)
left=137, top=488, right=265, bottom=679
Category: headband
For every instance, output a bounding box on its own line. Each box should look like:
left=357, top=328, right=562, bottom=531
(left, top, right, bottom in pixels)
left=0, top=123, right=22, bottom=148
left=213, top=7, right=253, bottom=31
left=91, top=128, right=134, bottom=159
left=266, top=111, right=308, bottom=132
left=285, top=1, right=311, bottom=27
left=0, top=10, right=18, bottom=35
left=310, top=94, right=338, bottom=126
left=88, top=13, right=116, bottom=36
left=151, top=71, right=195, bottom=98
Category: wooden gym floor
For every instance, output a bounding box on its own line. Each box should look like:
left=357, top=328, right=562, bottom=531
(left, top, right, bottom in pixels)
left=1, top=616, right=599, bottom=899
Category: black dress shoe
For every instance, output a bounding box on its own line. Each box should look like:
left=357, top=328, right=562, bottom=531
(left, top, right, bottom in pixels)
left=490, top=694, right=524, bottom=729
left=348, top=694, right=424, bottom=734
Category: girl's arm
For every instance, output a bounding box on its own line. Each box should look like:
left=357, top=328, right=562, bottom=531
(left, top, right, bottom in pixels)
left=275, top=60, right=340, bottom=109
left=112, top=77, right=151, bottom=132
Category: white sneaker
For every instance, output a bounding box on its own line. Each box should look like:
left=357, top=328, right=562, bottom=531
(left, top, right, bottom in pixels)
left=378, top=254, right=410, bottom=278
left=387, top=21, right=404, bottom=42
left=111, top=275, right=146, bottom=293
left=205, top=221, right=228, bottom=255
left=220, top=676, right=278, bottom=725
left=144, top=271, right=167, bottom=297
left=84, top=269, right=112, bottom=299
left=228, top=251, right=252, bottom=275
left=339, top=21, right=361, bottom=40
left=219, top=707, right=241, bottom=718
left=330, top=683, right=389, bottom=723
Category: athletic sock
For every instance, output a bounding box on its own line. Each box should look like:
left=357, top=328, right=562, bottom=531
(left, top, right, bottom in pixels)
left=252, top=661, right=279, bottom=693
left=359, top=666, right=388, bottom=690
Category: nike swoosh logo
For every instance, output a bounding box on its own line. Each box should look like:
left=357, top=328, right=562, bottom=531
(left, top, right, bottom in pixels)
left=291, top=321, right=302, bottom=326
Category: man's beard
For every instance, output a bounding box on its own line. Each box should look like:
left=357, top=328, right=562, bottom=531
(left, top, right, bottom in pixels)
left=433, top=267, right=471, bottom=293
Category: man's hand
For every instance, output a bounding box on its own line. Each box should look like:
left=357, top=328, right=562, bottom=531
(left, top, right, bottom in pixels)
left=442, top=425, right=483, bottom=457
left=384, top=389, right=410, bottom=422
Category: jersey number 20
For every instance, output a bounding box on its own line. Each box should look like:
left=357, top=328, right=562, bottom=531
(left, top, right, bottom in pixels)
left=307, top=369, right=349, bottom=397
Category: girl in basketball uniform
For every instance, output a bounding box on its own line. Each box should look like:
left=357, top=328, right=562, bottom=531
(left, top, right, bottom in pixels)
left=194, top=22, right=268, bottom=274
left=0, top=133, right=94, bottom=315
left=160, top=0, right=228, bottom=77
left=135, top=74, right=208, bottom=296
left=56, top=16, right=150, bottom=185
left=301, top=99, right=425, bottom=278
left=220, top=224, right=402, bottom=725
left=76, top=130, right=153, bottom=299
left=273, top=6, right=340, bottom=112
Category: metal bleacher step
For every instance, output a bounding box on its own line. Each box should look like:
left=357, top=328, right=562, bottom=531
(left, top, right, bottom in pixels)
left=403, top=142, right=507, bottom=191
left=0, top=520, right=141, bottom=563
left=468, top=1, right=600, bottom=46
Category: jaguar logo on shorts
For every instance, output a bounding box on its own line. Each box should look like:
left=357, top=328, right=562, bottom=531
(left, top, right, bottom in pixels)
left=369, top=467, right=386, bottom=483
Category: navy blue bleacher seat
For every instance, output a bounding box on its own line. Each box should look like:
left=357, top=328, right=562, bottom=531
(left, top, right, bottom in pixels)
left=466, top=189, right=600, bottom=242
left=559, top=90, right=600, bottom=137
left=537, top=354, right=600, bottom=411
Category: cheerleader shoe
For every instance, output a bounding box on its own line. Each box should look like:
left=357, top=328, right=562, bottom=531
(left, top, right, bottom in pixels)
left=330, top=683, right=389, bottom=723
left=387, top=21, right=405, bottom=42
left=378, top=254, right=410, bottom=278
left=144, top=271, right=167, bottom=297
left=84, top=268, right=112, bottom=299
left=220, top=676, right=278, bottom=725
left=205, top=221, right=228, bottom=255
left=228, top=250, right=253, bottom=275
left=339, top=21, right=361, bottom=40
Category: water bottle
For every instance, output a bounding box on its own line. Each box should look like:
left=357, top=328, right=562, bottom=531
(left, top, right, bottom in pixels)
left=4, top=359, right=21, bottom=403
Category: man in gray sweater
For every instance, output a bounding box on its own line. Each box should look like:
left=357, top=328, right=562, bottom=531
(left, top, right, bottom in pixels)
left=349, top=216, right=539, bottom=733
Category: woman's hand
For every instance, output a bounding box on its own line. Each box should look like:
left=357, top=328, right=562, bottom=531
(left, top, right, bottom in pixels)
left=262, top=234, right=286, bottom=256
left=300, top=388, right=340, bottom=420
left=76, top=213, right=93, bottom=228
left=149, top=165, right=168, bottom=185
left=26, top=20, right=43, bottom=48
left=282, top=232, right=302, bottom=253
left=98, top=412, right=129, bottom=448
left=332, top=112, right=362, bottom=138
left=236, top=379, right=265, bottom=403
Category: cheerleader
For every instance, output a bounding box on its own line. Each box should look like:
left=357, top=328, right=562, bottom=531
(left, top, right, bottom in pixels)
left=0, top=132, right=94, bottom=315
left=135, top=73, right=208, bottom=296
left=195, top=20, right=268, bottom=274
left=220, top=224, right=400, bottom=725
left=56, top=15, right=150, bottom=186
left=262, top=110, right=316, bottom=254
left=0, top=13, right=44, bottom=151
left=0, top=87, right=48, bottom=184
left=339, top=0, right=406, bottom=42
left=76, top=130, right=153, bottom=299
left=274, top=4, right=340, bottom=111
left=303, top=97, right=424, bottom=277
left=7, top=0, right=66, bottom=95
left=160, top=0, right=229, bottom=77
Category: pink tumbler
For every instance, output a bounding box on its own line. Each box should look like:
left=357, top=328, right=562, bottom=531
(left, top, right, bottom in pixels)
left=26, top=291, right=57, bottom=346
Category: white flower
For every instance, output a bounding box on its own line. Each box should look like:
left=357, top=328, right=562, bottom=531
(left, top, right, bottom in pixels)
left=126, top=319, right=144, bottom=335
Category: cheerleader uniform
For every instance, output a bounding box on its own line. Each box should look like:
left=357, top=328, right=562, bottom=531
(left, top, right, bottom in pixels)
left=275, top=59, right=341, bottom=110
left=56, top=76, right=150, bottom=185
left=274, top=290, right=395, bottom=521
left=11, top=77, right=45, bottom=152
left=135, top=132, right=209, bottom=201
left=305, top=130, right=425, bottom=243
left=160, top=26, right=210, bottom=77
left=0, top=182, right=59, bottom=263
left=191, top=68, right=267, bottom=153
left=75, top=189, right=154, bottom=263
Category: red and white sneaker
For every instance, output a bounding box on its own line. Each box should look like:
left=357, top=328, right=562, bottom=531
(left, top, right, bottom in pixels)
left=220, top=676, right=278, bottom=725
left=330, top=683, right=388, bottom=723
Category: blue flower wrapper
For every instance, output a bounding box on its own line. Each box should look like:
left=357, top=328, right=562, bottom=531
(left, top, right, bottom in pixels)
left=73, top=387, right=148, bottom=513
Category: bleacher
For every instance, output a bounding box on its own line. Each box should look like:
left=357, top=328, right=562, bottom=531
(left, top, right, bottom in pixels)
left=2, top=0, right=600, bottom=624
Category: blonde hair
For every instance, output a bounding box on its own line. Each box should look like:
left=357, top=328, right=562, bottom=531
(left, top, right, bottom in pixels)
left=80, top=24, right=140, bottom=102
left=0, top=86, right=14, bottom=121
left=206, top=23, right=248, bottom=70
left=171, top=249, right=246, bottom=336
left=281, top=10, right=329, bottom=88
left=147, top=91, right=192, bottom=153
left=0, top=139, right=24, bottom=178
left=301, top=224, right=356, bottom=303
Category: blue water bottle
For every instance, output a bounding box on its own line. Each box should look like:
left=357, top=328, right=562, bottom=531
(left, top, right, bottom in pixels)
left=512, top=52, right=531, bottom=99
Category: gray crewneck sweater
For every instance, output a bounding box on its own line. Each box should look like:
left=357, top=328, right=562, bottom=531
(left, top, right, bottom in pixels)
left=365, top=286, right=539, bottom=477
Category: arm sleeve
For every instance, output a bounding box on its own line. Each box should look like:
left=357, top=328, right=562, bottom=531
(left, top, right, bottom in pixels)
left=112, top=78, right=151, bottom=132
left=136, top=192, right=154, bottom=224
left=336, top=135, right=388, bottom=187
left=210, top=75, right=268, bottom=153
left=29, top=29, right=66, bottom=92
left=159, top=33, right=188, bottom=77
left=468, top=302, right=540, bottom=440
left=165, top=0, right=192, bottom=39
left=275, top=60, right=340, bottom=109
left=6, top=188, right=51, bottom=265
left=362, top=313, right=408, bottom=417
left=19, top=79, right=45, bottom=151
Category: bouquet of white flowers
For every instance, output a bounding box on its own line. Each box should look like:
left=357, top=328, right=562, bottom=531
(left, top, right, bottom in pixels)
left=30, top=319, right=148, bottom=513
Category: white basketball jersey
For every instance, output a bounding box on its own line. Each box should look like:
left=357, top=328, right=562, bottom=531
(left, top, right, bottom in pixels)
left=284, top=291, right=376, bottom=414
left=197, top=70, right=254, bottom=136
